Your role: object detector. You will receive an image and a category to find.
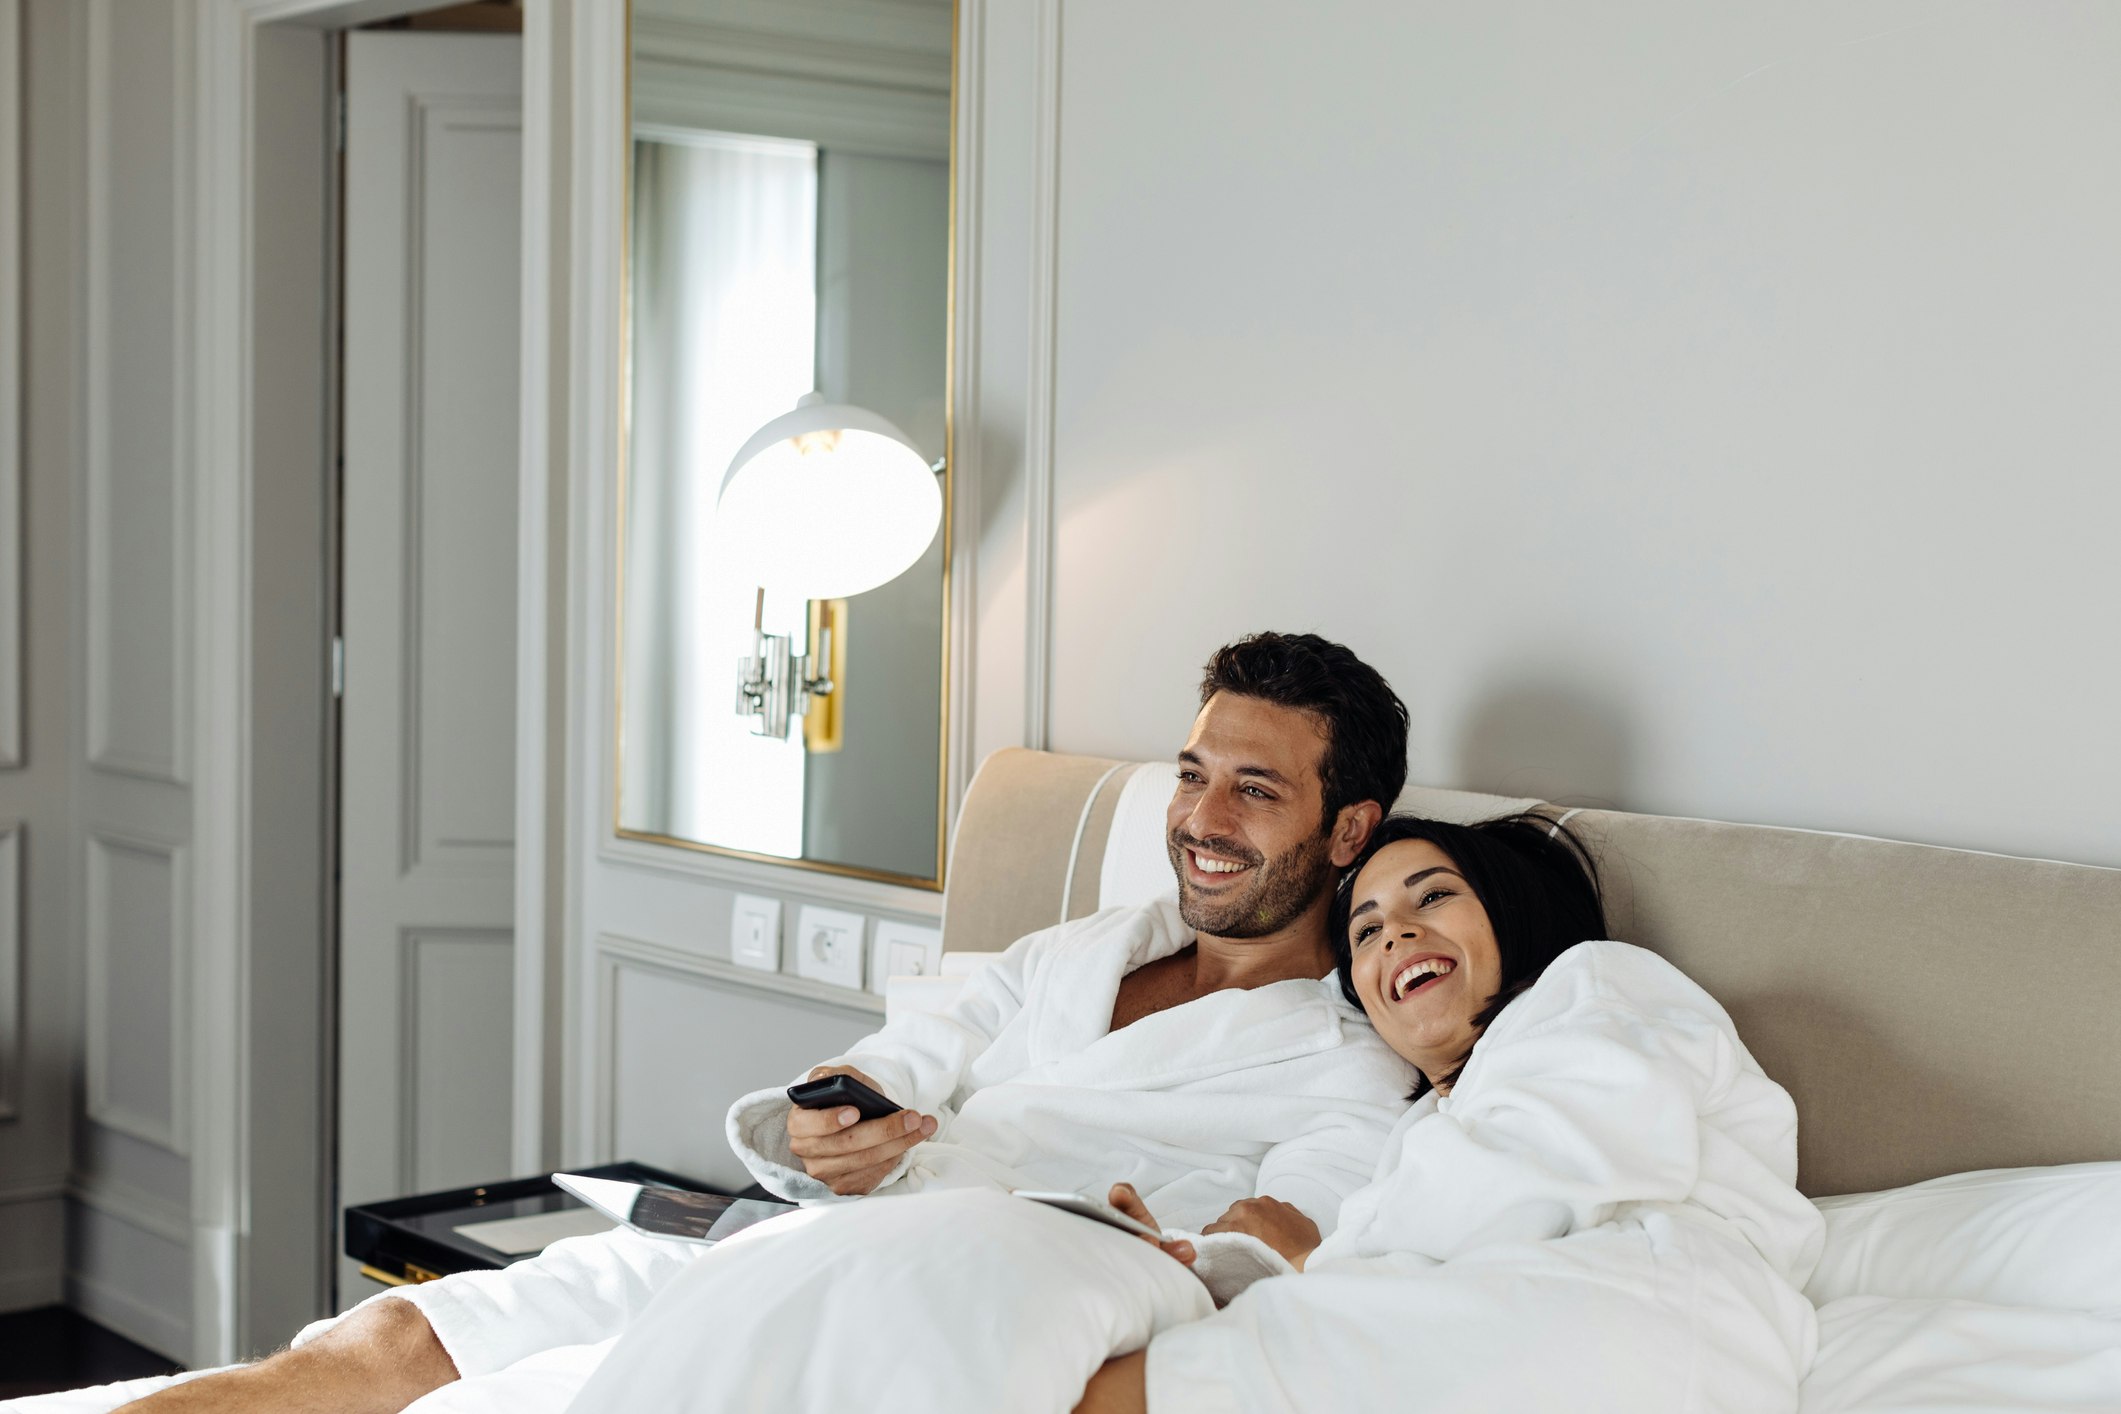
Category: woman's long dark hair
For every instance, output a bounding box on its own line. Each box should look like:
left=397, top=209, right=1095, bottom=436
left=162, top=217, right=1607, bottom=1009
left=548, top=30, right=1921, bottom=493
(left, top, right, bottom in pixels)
left=1329, top=812, right=1608, bottom=1096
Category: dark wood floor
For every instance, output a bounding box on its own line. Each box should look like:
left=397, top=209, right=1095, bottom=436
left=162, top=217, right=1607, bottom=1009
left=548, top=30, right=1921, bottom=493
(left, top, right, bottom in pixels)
left=0, top=1306, right=181, bottom=1399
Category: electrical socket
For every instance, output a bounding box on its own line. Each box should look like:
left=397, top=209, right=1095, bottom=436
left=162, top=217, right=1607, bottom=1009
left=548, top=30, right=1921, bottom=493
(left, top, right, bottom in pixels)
left=730, top=895, right=783, bottom=972
left=869, top=920, right=944, bottom=994
left=793, top=905, right=866, bottom=990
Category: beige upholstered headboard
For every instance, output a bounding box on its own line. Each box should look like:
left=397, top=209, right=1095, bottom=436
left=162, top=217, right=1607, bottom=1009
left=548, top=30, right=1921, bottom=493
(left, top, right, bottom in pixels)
left=942, top=749, right=2121, bottom=1200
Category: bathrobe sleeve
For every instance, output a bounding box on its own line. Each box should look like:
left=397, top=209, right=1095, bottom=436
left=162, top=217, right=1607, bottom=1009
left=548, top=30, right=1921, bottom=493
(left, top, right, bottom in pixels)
left=1182, top=1231, right=1299, bottom=1307
left=1178, top=1011, right=1413, bottom=1304
left=1251, top=1099, right=1401, bottom=1234
left=724, top=925, right=1044, bottom=1200
left=1181, top=1094, right=1403, bottom=1307
left=1316, top=942, right=1740, bottom=1268
left=1173, top=1102, right=1399, bottom=1304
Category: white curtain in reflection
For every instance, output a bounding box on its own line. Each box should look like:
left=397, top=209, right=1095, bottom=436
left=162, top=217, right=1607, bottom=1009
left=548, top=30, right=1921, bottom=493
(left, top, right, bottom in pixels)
left=623, top=133, right=818, bottom=855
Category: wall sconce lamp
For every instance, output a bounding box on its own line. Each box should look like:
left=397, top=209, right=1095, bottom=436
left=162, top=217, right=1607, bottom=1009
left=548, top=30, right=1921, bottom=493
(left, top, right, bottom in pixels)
left=722, top=394, right=942, bottom=740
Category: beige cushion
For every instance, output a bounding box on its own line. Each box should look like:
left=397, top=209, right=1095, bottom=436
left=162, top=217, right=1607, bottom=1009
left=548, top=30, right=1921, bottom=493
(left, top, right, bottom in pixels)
left=941, top=748, right=1128, bottom=954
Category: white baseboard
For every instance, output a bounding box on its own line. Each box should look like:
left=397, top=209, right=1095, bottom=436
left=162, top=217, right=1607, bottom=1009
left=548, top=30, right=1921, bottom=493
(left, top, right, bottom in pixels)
left=67, top=1266, right=190, bottom=1365
left=66, top=1184, right=193, bottom=1361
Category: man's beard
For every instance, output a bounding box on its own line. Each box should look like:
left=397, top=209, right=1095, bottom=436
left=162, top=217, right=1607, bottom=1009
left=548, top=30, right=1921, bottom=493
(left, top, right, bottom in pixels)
left=1167, top=825, right=1338, bottom=939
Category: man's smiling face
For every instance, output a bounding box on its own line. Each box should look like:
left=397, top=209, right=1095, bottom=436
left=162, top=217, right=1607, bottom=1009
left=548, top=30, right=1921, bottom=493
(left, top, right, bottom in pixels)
left=1165, top=692, right=1345, bottom=940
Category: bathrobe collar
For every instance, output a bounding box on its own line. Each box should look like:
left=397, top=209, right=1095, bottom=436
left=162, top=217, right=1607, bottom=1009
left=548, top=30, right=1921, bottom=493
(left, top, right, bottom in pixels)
left=1022, top=899, right=1357, bottom=1091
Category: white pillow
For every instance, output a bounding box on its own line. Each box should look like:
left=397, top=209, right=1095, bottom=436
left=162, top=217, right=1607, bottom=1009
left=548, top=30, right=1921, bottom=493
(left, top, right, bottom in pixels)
left=1098, top=761, right=1180, bottom=913
left=1805, top=1163, right=2121, bottom=1315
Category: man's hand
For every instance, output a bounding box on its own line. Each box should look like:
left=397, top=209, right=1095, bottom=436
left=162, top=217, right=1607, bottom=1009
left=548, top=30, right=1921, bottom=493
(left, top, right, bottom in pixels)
left=1203, top=1195, right=1321, bottom=1270
left=785, top=1065, right=937, bottom=1195
left=1106, top=1183, right=1195, bottom=1266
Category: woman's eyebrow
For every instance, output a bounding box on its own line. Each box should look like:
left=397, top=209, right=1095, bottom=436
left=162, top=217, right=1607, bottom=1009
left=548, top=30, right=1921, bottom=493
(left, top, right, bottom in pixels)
left=1348, top=866, right=1466, bottom=925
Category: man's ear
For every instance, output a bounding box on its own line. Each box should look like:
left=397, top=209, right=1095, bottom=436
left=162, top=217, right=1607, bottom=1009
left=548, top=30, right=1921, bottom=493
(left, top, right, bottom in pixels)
left=1329, top=800, right=1384, bottom=868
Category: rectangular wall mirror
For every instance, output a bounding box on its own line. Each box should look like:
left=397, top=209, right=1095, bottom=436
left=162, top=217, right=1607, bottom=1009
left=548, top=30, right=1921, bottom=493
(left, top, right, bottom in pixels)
left=615, top=0, right=953, bottom=888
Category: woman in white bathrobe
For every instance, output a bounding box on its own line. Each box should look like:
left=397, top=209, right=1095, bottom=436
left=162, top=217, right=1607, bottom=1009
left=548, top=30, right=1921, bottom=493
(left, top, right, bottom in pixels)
left=1081, top=812, right=1824, bottom=1414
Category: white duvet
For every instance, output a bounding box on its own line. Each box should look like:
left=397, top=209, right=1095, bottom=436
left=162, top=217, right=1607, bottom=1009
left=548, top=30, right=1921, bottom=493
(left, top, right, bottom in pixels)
left=567, top=1190, right=1216, bottom=1412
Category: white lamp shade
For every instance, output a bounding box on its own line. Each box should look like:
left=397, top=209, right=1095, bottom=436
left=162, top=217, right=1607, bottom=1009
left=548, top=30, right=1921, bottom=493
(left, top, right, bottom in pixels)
left=716, top=399, right=943, bottom=600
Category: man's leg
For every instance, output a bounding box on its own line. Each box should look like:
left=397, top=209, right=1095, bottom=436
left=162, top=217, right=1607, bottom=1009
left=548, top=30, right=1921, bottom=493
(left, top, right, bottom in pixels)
left=103, top=1223, right=697, bottom=1413
left=112, top=1297, right=457, bottom=1414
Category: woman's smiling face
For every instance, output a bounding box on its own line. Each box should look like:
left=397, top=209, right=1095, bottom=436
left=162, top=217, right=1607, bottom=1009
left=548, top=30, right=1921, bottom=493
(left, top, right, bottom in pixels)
left=1345, top=838, right=1502, bottom=1092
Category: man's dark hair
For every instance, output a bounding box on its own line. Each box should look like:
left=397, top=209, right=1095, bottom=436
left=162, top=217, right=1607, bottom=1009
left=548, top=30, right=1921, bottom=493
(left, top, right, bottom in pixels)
left=1198, top=631, right=1409, bottom=827
left=1328, top=812, right=1608, bottom=1096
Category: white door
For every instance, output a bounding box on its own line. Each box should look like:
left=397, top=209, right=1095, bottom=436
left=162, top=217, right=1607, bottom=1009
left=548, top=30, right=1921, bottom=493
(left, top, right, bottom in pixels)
left=339, top=31, right=522, bottom=1299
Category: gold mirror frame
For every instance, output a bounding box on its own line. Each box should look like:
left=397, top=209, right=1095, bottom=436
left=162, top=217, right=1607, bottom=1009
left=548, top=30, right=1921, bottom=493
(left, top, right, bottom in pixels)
left=611, top=0, right=956, bottom=891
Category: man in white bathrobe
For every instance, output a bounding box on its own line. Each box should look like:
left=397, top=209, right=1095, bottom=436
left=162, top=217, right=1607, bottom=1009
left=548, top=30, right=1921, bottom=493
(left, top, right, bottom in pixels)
left=108, top=631, right=1417, bottom=1414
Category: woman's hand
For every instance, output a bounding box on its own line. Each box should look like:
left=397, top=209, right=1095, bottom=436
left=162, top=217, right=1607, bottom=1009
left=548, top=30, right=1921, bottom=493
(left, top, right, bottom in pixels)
left=1204, top=1195, right=1321, bottom=1270
left=1106, top=1183, right=1196, bottom=1266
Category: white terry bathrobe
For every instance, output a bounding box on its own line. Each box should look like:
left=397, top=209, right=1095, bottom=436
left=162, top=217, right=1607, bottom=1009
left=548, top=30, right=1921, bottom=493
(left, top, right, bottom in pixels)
left=554, top=898, right=1417, bottom=1412
left=1143, top=940, right=1826, bottom=1414
left=721, top=898, right=1415, bottom=1224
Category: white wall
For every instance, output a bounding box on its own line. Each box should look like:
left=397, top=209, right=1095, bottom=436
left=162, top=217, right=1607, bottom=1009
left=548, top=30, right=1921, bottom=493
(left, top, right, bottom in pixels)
left=984, top=0, right=2121, bottom=868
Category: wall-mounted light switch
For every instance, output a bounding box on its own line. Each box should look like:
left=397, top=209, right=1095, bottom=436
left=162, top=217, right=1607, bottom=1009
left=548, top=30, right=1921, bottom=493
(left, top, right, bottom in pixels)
left=794, top=905, right=866, bottom=990
left=731, top=895, right=783, bottom=972
left=869, top=920, right=944, bottom=994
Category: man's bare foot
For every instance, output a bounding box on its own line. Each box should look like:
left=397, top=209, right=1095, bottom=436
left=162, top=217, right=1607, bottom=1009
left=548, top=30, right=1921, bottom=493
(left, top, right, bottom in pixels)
left=114, top=1296, right=459, bottom=1414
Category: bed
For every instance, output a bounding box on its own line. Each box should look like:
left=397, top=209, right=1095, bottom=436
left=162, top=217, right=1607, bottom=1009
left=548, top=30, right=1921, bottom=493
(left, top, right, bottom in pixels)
left=19, top=748, right=2121, bottom=1412
left=944, top=751, right=2121, bottom=1410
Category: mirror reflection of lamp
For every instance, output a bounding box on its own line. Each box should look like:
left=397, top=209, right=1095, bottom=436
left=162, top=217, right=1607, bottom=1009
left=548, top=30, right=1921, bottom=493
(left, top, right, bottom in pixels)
left=721, top=393, right=943, bottom=742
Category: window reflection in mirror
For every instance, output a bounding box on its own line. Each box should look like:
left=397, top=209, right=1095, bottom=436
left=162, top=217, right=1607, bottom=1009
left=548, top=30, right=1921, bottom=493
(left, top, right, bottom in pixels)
left=617, top=2, right=950, bottom=886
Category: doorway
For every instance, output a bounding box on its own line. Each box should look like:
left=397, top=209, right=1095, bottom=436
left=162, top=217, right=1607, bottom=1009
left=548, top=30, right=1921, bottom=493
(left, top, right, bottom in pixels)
left=331, top=24, right=524, bottom=1307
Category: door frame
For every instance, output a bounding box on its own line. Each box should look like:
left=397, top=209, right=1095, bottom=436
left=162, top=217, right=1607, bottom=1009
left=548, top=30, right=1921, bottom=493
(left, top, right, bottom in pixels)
left=186, top=0, right=567, bottom=1367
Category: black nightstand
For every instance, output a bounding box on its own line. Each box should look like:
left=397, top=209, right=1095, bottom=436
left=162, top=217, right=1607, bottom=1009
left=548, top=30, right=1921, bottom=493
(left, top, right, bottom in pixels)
left=345, top=1161, right=743, bottom=1285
